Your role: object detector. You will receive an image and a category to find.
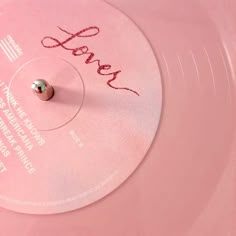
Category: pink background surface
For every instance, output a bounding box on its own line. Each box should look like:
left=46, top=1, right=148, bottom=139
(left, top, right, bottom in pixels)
left=0, top=0, right=236, bottom=235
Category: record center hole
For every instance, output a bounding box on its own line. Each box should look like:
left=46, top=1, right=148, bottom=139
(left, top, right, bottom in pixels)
left=31, top=79, right=55, bottom=101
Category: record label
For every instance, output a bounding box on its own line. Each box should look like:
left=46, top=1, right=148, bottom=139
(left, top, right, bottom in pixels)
left=0, top=0, right=162, bottom=214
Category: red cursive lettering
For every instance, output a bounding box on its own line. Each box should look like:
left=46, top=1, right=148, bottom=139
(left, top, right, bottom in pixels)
left=41, top=26, right=139, bottom=96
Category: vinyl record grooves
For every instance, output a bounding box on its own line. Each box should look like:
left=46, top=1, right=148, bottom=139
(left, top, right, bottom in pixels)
left=0, top=0, right=235, bottom=235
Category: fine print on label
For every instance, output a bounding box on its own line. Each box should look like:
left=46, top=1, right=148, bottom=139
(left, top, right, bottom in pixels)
left=0, top=35, right=23, bottom=63
left=0, top=161, right=7, bottom=174
left=0, top=80, right=45, bottom=175
left=69, top=130, right=84, bottom=148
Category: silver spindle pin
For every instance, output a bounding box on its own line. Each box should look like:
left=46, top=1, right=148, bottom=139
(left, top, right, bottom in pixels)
left=31, top=79, right=54, bottom=101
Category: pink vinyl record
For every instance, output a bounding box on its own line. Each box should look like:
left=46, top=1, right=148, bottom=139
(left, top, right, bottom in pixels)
left=0, top=0, right=236, bottom=235
left=0, top=0, right=162, bottom=214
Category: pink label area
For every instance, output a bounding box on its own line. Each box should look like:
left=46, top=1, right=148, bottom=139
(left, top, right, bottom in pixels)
left=0, top=0, right=162, bottom=214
